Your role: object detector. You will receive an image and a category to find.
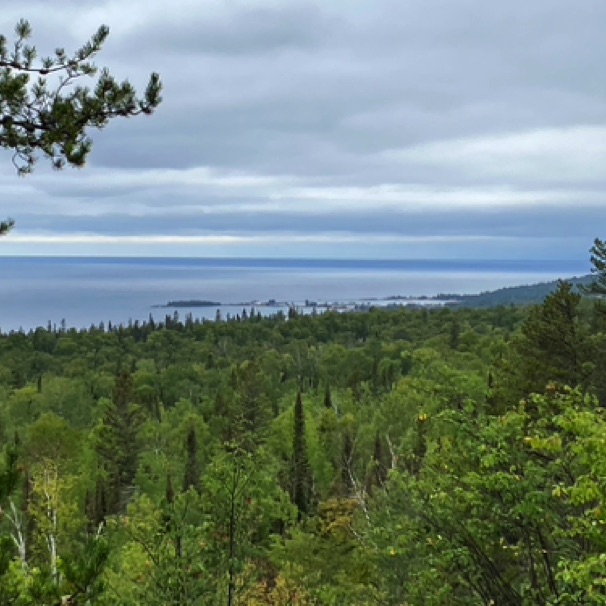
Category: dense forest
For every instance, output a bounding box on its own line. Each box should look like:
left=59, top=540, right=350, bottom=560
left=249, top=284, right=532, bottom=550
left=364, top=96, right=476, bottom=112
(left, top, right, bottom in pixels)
left=1, top=270, right=606, bottom=604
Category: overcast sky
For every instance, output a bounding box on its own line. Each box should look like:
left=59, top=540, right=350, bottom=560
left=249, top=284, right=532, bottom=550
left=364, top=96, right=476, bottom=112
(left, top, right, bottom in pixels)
left=1, top=0, right=605, bottom=259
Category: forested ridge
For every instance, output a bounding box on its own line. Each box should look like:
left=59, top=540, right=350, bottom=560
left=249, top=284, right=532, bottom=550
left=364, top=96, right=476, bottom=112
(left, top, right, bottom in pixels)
left=443, top=274, right=593, bottom=308
left=2, top=274, right=606, bottom=605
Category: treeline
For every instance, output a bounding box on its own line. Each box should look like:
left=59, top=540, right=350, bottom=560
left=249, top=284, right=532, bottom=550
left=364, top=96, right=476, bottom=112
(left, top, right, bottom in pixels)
left=2, top=269, right=606, bottom=603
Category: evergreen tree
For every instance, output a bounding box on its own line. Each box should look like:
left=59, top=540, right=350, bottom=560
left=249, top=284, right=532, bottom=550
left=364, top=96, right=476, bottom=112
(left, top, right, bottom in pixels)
left=96, top=371, right=144, bottom=514
left=585, top=238, right=606, bottom=337
left=587, top=237, right=606, bottom=295
left=518, top=281, right=586, bottom=388
left=323, top=383, right=333, bottom=409
left=292, top=391, right=312, bottom=518
left=182, top=426, right=201, bottom=494
left=493, top=280, right=589, bottom=408
left=0, top=20, right=161, bottom=234
left=0, top=21, right=161, bottom=175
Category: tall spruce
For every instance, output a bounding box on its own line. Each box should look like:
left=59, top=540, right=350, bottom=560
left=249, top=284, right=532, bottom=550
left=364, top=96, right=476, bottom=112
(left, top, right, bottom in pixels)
left=518, top=281, right=585, bottom=388
left=292, top=391, right=312, bottom=518
left=183, top=426, right=201, bottom=494
left=587, top=237, right=606, bottom=295
left=492, top=280, right=589, bottom=410
left=585, top=238, right=606, bottom=334
left=96, top=371, right=143, bottom=514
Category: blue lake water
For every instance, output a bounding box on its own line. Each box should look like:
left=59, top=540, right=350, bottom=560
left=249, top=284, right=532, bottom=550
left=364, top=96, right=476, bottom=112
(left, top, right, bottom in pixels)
left=0, top=257, right=590, bottom=331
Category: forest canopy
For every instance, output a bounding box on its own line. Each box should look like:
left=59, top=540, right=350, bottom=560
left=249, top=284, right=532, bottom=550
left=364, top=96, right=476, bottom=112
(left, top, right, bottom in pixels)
left=0, top=277, right=606, bottom=604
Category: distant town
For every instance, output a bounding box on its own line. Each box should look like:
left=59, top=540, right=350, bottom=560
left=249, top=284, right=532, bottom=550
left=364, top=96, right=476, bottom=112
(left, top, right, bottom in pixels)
left=158, top=296, right=450, bottom=312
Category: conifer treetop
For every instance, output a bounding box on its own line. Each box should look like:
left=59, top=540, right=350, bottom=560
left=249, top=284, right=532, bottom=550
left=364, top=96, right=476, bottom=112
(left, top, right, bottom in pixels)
left=0, top=20, right=162, bottom=234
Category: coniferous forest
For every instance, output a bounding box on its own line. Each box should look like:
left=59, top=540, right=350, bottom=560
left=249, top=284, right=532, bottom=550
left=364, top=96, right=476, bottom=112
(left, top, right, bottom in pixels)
left=1, top=253, right=606, bottom=605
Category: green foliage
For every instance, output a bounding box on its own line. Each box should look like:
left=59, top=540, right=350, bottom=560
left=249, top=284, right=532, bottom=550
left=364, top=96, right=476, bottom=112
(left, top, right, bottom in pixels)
left=355, top=386, right=606, bottom=605
left=0, top=20, right=162, bottom=175
left=292, top=392, right=313, bottom=518
left=587, top=237, right=606, bottom=295
left=0, top=19, right=162, bottom=237
left=96, top=371, right=145, bottom=514
left=491, top=281, right=594, bottom=411
left=2, top=283, right=606, bottom=602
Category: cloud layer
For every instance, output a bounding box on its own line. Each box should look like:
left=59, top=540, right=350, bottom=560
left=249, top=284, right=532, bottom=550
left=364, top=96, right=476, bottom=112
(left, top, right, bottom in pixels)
left=0, top=0, right=604, bottom=259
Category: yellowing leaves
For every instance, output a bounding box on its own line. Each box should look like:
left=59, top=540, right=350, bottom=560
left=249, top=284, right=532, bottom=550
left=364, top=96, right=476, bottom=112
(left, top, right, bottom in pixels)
left=524, top=434, right=563, bottom=454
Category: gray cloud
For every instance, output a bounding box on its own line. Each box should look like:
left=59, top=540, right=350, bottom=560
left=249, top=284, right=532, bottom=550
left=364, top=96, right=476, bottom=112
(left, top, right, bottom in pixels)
left=0, top=0, right=605, bottom=259
left=119, top=3, right=334, bottom=57
left=12, top=194, right=606, bottom=241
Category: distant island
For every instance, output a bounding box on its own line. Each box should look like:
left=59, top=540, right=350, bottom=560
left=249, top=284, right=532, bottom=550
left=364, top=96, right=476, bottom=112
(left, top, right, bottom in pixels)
left=158, top=300, right=221, bottom=308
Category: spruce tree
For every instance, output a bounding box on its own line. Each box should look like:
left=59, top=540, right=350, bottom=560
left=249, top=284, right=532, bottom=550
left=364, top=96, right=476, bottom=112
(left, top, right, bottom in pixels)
left=519, top=281, right=585, bottom=388
left=587, top=237, right=606, bottom=295
left=182, top=426, right=201, bottom=494
left=292, top=391, right=312, bottom=518
left=492, top=281, right=589, bottom=409
left=96, top=371, right=143, bottom=514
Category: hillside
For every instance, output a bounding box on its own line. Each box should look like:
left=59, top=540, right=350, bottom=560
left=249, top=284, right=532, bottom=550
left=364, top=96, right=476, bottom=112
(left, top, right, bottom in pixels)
left=442, top=273, right=594, bottom=307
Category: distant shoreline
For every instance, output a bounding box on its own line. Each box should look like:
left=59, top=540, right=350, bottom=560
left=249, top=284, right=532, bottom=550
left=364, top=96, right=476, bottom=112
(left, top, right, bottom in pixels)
left=156, top=274, right=593, bottom=311
left=157, top=297, right=452, bottom=309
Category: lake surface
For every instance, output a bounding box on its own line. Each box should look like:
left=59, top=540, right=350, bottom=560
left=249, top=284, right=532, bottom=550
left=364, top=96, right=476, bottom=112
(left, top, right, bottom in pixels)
left=0, top=257, right=589, bottom=331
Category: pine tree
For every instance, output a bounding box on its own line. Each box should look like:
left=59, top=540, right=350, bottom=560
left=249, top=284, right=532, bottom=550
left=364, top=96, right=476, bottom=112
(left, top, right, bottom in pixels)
left=183, top=426, right=201, bottom=494
left=587, top=237, right=606, bottom=295
left=292, top=391, right=312, bottom=518
left=0, top=20, right=161, bottom=235
left=96, top=371, right=144, bottom=514
left=585, top=237, right=606, bottom=333
left=0, top=21, right=161, bottom=175
left=492, top=280, right=590, bottom=409
left=519, top=281, right=585, bottom=388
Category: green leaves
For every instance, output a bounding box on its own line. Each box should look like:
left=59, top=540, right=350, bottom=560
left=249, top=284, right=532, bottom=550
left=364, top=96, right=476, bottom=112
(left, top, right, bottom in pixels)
left=364, top=386, right=606, bottom=605
left=4, top=285, right=606, bottom=602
